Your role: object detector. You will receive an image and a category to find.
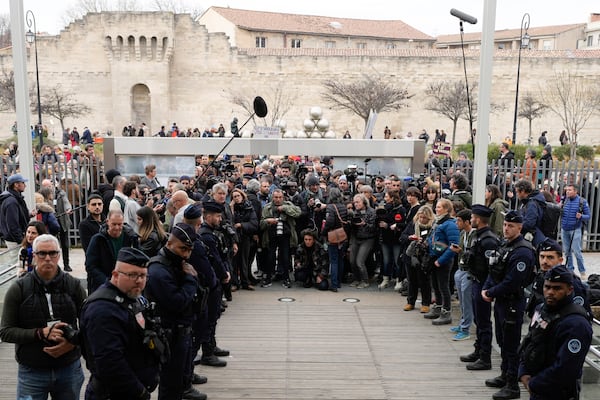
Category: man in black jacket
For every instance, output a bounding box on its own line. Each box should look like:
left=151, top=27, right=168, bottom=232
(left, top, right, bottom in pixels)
left=85, top=209, right=138, bottom=293
left=0, top=174, right=31, bottom=253
left=0, top=234, right=87, bottom=399
left=79, top=194, right=104, bottom=252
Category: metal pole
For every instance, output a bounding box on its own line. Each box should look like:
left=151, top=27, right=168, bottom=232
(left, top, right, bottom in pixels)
left=511, top=13, right=530, bottom=145
left=9, top=0, right=35, bottom=208
left=472, top=0, right=496, bottom=204
left=26, top=10, right=43, bottom=149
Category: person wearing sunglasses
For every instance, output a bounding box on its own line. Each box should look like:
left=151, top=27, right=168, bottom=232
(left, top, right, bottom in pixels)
left=0, top=234, right=87, bottom=400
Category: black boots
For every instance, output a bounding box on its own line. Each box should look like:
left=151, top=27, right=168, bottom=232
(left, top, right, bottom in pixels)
left=431, top=308, right=452, bottom=325
left=492, top=375, right=520, bottom=400
left=211, top=337, right=230, bottom=357
left=460, top=348, right=479, bottom=363
left=485, top=371, right=507, bottom=388
left=199, top=341, right=227, bottom=367
left=466, top=353, right=492, bottom=371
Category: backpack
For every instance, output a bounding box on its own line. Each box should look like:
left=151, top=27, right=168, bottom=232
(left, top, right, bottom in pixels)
left=540, top=201, right=561, bottom=240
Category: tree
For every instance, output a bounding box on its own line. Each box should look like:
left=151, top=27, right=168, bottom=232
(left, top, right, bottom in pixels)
left=63, top=0, right=203, bottom=25
left=321, top=73, right=412, bottom=130
left=228, top=80, right=296, bottom=131
left=517, top=93, right=547, bottom=145
left=37, top=85, right=92, bottom=133
left=542, top=71, right=600, bottom=159
left=0, top=68, right=15, bottom=112
left=0, top=14, right=11, bottom=49
left=425, top=80, right=470, bottom=147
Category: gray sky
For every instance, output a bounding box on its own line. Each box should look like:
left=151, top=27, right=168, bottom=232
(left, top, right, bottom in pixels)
left=3, top=0, right=598, bottom=37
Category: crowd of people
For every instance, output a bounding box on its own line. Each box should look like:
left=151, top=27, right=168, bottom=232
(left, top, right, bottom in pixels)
left=0, top=142, right=597, bottom=399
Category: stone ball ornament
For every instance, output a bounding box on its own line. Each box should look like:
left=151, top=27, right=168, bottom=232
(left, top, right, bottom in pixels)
left=303, top=119, right=316, bottom=132
left=309, top=106, right=323, bottom=120
left=316, top=118, right=329, bottom=132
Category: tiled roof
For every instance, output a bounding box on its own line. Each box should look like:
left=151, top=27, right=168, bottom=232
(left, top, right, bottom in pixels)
left=436, top=23, right=586, bottom=44
left=207, top=6, right=434, bottom=41
left=238, top=47, right=600, bottom=59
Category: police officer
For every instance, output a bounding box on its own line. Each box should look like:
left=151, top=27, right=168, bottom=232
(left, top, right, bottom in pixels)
left=518, top=265, right=592, bottom=400
left=460, top=205, right=499, bottom=371
left=526, top=238, right=591, bottom=319
left=145, top=223, right=206, bottom=400
left=80, top=248, right=160, bottom=399
left=481, top=211, right=536, bottom=400
left=197, top=200, right=231, bottom=368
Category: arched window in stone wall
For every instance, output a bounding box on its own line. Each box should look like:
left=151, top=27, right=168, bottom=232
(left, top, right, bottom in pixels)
left=105, top=36, right=112, bottom=52
left=140, top=36, right=147, bottom=60
left=116, top=36, right=123, bottom=60
left=161, top=37, right=168, bottom=61
left=131, top=84, right=151, bottom=130
left=151, top=37, right=157, bottom=60
left=128, top=35, right=135, bottom=60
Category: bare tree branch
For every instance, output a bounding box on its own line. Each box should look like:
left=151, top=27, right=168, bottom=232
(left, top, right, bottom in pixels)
left=0, top=13, right=11, bottom=49
left=0, top=64, right=15, bottom=112
left=321, top=73, right=412, bottom=129
left=541, top=71, right=600, bottom=158
left=517, top=92, right=547, bottom=144
left=37, top=85, right=92, bottom=132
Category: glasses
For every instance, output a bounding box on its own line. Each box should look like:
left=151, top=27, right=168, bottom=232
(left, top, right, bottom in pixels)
left=117, top=270, right=149, bottom=281
left=34, top=250, right=60, bottom=258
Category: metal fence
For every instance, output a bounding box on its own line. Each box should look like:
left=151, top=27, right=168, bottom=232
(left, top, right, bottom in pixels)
left=1, top=154, right=599, bottom=249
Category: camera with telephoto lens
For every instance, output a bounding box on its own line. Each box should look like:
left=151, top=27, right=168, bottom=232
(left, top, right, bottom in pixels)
left=59, top=324, right=80, bottom=345
left=313, top=199, right=323, bottom=209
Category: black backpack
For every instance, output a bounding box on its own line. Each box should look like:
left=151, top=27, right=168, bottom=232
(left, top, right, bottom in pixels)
left=540, top=201, right=561, bottom=239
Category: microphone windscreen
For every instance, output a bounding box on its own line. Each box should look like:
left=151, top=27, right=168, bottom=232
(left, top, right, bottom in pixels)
left=253, top=96, right=268, bottom=118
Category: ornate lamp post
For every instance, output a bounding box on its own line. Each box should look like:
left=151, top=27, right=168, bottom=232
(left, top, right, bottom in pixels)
left=25, top=10, right=43, bottom=148
left=511, top=13, right=530, bottom=145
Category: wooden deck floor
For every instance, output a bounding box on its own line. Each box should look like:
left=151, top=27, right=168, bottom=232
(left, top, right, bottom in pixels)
left=1, top=286, right=599, bottom=399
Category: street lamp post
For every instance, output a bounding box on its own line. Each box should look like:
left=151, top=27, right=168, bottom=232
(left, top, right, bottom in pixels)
left=511, top=13, right=530, bottom=145
left=25, top=10, right=43, bottom=149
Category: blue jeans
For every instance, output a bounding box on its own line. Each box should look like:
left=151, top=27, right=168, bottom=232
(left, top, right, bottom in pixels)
left=381, top=242, right=402, bottom=278
left=454, top=269, right=473, bottom=332
left=17, top=359, right=84, bottom=400
left=562, top=228, right=586, bottom=273
left=328, top=243, right=346, bottom=289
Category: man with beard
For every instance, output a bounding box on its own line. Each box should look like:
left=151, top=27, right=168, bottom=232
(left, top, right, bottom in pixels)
left=145, top=223, right=206, bottom=400
left=79, top=194, right=104, bottom=252
left=518, top=265, right=592, bottom=400
left=80, top=248, right=162, bottom=400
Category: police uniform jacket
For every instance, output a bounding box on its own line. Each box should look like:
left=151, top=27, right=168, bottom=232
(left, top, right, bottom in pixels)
left=483, top=234, right=535, bottom=299
left=189, top=238, right=218, bottom=291
left=527, top=269, right=592, bottom=318
left=80, top=282, right=159, bottom=399
left=0, top=269, right=86, bottom=368
left=518, top=302, right=592, bottom=399
left=468, top=226, right=499, bottom=283
left=520, top=191, right=546, bottom=246
left=145, top=248, right=197, bottom=328
left=199, top=223, right=229, bottom=283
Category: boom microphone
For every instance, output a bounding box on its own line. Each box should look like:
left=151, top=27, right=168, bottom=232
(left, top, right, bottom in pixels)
left=253, top=96, right=268, bottom=118
left=450, top=8, right=477, bottom=25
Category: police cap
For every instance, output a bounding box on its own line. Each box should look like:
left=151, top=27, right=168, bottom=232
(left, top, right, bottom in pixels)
left=538, top=238, right=562, bottom=254
left=184, top=203, right=202, bottom=220
left=504, top=210, right=523, bottom=223
left=471, top=204, right=493, bottom=218
left=171, top=223, right=197, bottom=247
left=117, top=247, right=150, bottom=268
left=544, top=265, right=573, bottom=285
left=203, top=200, right=224, bottom=215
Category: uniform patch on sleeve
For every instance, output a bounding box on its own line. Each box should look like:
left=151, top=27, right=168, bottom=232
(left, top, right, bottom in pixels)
left=573, top=296, right=584, bottom=306
left=516, top=262, right=526, bottom=272
left=568, top=339, right=582, bottom=354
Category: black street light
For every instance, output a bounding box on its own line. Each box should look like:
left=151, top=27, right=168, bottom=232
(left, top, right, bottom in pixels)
left=512, top=13, right=530, bottom=145
left=25, top=10, right=43, bottom=149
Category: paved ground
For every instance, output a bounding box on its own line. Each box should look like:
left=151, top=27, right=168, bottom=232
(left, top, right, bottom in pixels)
left=0, top=248, right=599, bottom=399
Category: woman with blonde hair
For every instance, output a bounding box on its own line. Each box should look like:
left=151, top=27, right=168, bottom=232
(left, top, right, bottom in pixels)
left=423, top=198, right=459, bottom=325
left=404, top=205, right=434, bottom=312
left=136, top=206, right=167, bottom=257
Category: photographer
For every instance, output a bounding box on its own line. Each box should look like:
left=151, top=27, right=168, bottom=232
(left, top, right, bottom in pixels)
left=230, top=189, right=259, bottom=290
left=377, top=190, right=406, bottom=290
left=294, top=229, right=329, bottom=290
left=0, top=234, right=87, bottom=400
left=348, top=194, right=377, bottom=289
left=293, top=174, right=326, bottom=235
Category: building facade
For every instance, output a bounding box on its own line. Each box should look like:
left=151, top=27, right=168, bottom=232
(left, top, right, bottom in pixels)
left=0, top=10, right=599, bottom=146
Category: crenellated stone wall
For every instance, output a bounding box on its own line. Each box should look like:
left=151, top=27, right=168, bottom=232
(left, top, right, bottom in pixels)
left=1, top=11, right=600, bottom=147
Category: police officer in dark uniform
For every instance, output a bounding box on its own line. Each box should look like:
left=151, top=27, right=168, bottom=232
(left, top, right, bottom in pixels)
left=80, top=248, right=161, bottom=400
left=460, top=205, right=499, bottom=371
left=481, top=211, right=536, bottom=400
left=518, top=265, right=592, bottom=400
left=527, top=238, right=591, bottom=319
left=145, top=223, right=206, bottom=400
left=197, top=200, right=231, bottom=368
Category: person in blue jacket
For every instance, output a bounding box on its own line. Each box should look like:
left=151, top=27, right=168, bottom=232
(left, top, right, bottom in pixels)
left=423, top=198, right=459, bottom=325
left=514, top=179, right=546, bottom=247
left=518, top=265, right=592, bottom=400
left=482, top=211, right=536, bottom=400
left=80, top=247, right=160, bottom=400
left=560, top=184, right=590, bottom=280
